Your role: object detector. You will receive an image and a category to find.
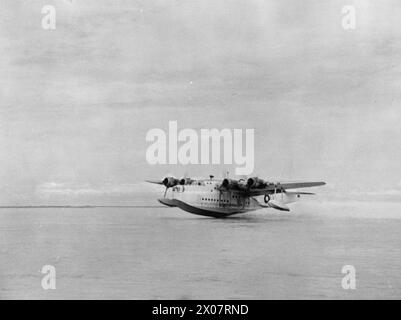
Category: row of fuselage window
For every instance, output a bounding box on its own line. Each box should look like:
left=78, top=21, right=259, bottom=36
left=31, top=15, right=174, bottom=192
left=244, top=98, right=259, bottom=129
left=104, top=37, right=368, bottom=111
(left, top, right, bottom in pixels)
left=201, top=197, right=250, bottom=205
left=201, top=197, right=229, bottom=203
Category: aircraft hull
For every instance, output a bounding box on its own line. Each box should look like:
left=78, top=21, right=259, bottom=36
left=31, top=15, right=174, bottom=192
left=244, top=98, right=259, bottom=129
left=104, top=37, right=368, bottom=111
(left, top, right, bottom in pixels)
left=158, top=198, right=254, bottom=218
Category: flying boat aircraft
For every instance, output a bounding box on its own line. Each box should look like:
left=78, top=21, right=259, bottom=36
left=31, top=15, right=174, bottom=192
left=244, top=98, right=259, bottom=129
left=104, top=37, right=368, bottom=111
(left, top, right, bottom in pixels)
left=146, top=175, right=325, bottom=218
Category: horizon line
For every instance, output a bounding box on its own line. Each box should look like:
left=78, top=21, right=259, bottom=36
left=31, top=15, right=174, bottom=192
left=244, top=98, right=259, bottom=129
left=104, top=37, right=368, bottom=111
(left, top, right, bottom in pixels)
left=0, top=205, right=165, bottom=209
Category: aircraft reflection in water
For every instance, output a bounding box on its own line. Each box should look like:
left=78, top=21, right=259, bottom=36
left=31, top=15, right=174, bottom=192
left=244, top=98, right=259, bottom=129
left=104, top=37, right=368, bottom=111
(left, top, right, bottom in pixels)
left=147, top=175, right=325, bottom=218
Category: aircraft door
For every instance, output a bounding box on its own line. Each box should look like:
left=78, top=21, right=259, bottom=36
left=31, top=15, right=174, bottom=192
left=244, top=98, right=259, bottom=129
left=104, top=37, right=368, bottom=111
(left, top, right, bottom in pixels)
left=218, top=190, right=230, bottom=207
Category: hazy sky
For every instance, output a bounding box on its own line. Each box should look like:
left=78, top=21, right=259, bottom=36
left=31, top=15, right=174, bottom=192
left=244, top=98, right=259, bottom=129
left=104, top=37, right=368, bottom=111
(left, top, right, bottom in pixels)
left=1, top=0, right=401, bottom=204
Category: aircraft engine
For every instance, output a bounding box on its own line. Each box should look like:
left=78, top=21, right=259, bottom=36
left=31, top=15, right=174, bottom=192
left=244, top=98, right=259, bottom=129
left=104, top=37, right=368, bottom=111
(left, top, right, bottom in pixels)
left=221, top=178, right=238, bottom=189
left=162, top=177, right=179, bottom=188
left=179, top=177, right=193, bottom=185
left=246, top=177, right=267, bottom=189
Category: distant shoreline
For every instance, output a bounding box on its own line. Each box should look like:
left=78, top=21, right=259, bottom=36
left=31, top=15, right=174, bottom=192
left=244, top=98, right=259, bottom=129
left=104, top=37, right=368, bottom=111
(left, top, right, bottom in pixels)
left=0, top=205, right=165, bottom=208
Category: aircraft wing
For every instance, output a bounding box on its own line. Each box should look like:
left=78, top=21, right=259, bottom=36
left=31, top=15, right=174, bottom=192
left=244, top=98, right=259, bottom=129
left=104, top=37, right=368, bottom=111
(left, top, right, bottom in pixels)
left=145, top=179, right=164, bottom=185
left=244, top=181, right=326, bottom=196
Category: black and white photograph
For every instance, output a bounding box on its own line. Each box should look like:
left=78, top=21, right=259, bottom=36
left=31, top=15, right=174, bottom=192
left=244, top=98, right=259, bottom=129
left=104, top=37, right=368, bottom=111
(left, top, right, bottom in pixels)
left=1, top=0, right=401, bottom=306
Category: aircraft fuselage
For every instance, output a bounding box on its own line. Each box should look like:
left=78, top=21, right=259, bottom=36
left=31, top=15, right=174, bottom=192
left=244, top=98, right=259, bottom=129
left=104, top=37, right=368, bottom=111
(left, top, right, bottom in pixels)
left=158, top=179, right=262, bottom=217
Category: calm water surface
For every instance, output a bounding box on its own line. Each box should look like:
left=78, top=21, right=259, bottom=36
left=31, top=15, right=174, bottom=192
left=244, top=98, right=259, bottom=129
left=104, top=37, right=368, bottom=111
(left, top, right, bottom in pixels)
left=1, top=201, right=400, bottom=299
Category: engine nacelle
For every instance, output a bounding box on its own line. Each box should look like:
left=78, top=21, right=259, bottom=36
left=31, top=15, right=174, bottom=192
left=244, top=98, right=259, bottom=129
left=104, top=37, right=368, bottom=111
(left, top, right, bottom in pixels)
left=246, top=177, right=267, bottom=189
left=163, top=177, right=179, bottom=188
left=221, top=178, right=238, bottom=189
left=179, top=177, right=194, bottom=185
